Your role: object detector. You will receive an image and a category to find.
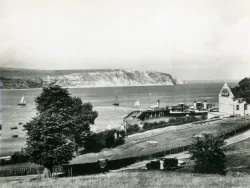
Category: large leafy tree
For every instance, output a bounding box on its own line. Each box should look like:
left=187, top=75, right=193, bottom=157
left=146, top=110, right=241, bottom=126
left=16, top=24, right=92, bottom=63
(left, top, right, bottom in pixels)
left=189, top=134, right=226, bottom=175
left=24, top=85, right=98, bottom=172
left=231, top=77, right=250, bottom=104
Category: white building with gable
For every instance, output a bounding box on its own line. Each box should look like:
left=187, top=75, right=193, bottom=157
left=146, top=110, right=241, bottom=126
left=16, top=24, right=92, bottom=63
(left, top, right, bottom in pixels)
left=219, top=83, right=250, bottom=116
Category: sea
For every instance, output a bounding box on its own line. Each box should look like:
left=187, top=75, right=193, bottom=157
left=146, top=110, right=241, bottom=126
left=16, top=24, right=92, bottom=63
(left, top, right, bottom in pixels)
left=0, top=82, right=237, bottom=155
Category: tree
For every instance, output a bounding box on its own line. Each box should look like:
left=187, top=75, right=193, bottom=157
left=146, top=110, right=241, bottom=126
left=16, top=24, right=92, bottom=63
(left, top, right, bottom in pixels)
left=34, top=85, right=98, bottom=148
left=189, top=134, right=226, bottom=175
left=24, top=85, right=98, bottom=174
left=231, top=77, right=250, bottom=104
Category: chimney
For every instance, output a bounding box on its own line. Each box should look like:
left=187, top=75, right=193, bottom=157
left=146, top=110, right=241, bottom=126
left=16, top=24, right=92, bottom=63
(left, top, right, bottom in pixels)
left=203, top=100, right=207, bottom=110
left=194, top=101, right=197, bottom=109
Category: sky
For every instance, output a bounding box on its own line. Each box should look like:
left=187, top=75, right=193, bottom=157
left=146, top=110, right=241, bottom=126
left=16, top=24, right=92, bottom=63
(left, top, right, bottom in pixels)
left=1, top=0, right=250, bottom=80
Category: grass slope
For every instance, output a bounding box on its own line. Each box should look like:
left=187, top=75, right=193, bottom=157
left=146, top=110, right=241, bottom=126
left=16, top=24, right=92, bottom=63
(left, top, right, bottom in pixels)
left=226, top=137, right=250, bottom=173
left=1, top=171, right=250, bottom=188
left=71, top=117, right=250, bottom=165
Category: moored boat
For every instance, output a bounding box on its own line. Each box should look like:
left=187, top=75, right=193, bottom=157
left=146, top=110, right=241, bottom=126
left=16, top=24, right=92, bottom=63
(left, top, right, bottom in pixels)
left=113, top=96, right=119, bottom=106
left=134, top=100, right=140, bottom=107
left=18, top=96, right=26, bottom=106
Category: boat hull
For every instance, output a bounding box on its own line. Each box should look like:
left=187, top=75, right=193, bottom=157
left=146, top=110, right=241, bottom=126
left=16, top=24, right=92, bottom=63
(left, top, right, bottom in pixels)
left=18, top=103, right=26, bottom=106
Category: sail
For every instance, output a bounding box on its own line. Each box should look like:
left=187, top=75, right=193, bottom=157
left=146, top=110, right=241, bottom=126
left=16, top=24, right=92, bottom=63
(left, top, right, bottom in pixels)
left=134, top=101, right=140, bottom=107
left=20, top=96, right=26, bottom=104
left=106, top=124, right=111, bottom=130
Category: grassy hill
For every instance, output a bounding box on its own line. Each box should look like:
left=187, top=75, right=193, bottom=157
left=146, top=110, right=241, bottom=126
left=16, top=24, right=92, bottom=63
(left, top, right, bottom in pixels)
left=70, top=117, right=250, bottom=165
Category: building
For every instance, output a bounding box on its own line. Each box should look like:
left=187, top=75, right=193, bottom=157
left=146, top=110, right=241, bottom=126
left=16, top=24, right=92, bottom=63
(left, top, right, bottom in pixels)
left=219, top=83, right=250, bottom=116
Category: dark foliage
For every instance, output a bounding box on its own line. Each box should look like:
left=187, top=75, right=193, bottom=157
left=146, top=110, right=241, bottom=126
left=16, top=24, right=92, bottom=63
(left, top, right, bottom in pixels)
left=24, top=112, right=75, bottom=170
left=10, top=149, right=29, bottom=164
left=83, top=129, right=125, bottom=152
left=143, top=116, right=201, bottom=131
left=189, top=134, right=226, bottom=175
left=83, top=132, right=106, bottom=152
left=126, top=124, right=141, bottom=134
left=23, top=85, right=98, bottom=171
left=231, top=77, right=250, bottom=104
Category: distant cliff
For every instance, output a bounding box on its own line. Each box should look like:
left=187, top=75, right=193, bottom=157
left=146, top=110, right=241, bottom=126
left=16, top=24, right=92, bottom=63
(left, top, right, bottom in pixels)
left=0, top=68, right=184, bottom=89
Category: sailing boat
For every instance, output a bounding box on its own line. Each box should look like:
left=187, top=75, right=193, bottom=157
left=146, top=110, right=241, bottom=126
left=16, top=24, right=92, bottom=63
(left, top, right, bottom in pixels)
left=113, top=96, right=119, bottom=106
left=18, top=96, right=26, bottom=106
left=134, top=100, right=140, bottom=107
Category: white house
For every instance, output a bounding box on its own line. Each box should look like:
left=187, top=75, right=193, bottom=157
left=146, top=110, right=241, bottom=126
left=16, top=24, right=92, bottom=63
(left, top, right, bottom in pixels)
left=219, top=83, right=250, bottom=116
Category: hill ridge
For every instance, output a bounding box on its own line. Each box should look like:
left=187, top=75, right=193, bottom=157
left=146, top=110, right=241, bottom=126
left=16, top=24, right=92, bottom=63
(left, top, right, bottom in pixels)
left=0, top=67, right=184, bottom=89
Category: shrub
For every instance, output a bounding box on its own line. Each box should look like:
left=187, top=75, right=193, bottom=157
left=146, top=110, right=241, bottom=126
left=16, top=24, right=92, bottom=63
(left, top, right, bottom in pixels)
left=103, top=129, right=125, bottom=148
left=83, top=132, right=106, bottom=152
left=83, top=129, right=125, bottom=152
left=189, top=133, right=226, bottom=175
left=143, top=116, right=201, bottom=131
left=126, top=124, right=141, bottom=134
left=143, top=121, right=168, bottom=130
left=11, top=150, right=29, bottom=163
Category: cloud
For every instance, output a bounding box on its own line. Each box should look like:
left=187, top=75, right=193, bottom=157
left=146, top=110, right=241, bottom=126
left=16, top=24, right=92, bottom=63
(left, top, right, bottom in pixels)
left=0, top=0, right=250, bottom=80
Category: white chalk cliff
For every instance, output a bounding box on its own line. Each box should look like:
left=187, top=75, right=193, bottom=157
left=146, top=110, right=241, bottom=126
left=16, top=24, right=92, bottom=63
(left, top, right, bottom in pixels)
left=0, top=68, right=184, bottom=89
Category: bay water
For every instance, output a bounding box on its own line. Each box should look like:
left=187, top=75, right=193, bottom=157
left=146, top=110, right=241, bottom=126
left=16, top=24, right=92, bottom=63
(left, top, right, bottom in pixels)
left=0, top=82, right=237, bottom=156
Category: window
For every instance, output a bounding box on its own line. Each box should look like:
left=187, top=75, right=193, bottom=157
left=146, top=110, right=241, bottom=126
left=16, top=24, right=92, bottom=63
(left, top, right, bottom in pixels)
left=236, top=105, right=240, bottom=110
left=245, top=104, right=248, bottom=110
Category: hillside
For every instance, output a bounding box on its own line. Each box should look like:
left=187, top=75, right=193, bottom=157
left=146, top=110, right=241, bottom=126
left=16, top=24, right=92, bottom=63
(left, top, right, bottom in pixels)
left=1, top=172, right=249, bottom=188
left=0, top=68, right=184, bottom=89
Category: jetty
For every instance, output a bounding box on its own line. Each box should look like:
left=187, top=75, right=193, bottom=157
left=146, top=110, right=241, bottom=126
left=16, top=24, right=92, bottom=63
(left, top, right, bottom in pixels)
left=124, top=100, right=212, bottom=127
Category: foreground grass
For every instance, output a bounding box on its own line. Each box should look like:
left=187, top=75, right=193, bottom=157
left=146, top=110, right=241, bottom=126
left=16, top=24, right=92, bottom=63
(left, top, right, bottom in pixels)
left=1, top=171, right=250, bottom=188
left=226, top=137, right=250, bottom=173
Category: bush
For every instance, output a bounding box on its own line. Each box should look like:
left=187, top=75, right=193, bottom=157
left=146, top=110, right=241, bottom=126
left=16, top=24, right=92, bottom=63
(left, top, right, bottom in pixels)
left=143, top=121, right=169, bottom=130
left=0, top=149, right=29, bottom=166
left=83, top=129, right=125, bottom=152
left=143, top=116, right=201, bottom=131
left=126, top=124, right=141, bottom=134
left=11, top=150, right=29, bottom=163
left=189, top=134, right=226, bottom=175
left=103, top=129, right=125, bottom=148
left=83, top=132, right=106, bottom=152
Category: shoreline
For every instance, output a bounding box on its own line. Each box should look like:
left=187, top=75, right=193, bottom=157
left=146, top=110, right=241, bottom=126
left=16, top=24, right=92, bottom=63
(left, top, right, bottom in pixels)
left=0, top=83, right=179, bottom=90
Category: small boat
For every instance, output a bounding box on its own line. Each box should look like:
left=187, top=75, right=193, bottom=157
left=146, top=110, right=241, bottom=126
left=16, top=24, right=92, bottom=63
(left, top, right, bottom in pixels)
left=134, top=101, right=140, bottom=107
left=12, top=135, right=19, bottom=138
left=10, top=126, right=18, bottom=130
left=18, top=96, right=26, bottom=106
left=113, top=96, right=119, bottom=106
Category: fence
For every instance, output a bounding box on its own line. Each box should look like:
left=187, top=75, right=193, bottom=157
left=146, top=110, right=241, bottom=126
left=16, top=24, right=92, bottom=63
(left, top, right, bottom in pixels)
left=0, top=166, right=63, bottom=177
